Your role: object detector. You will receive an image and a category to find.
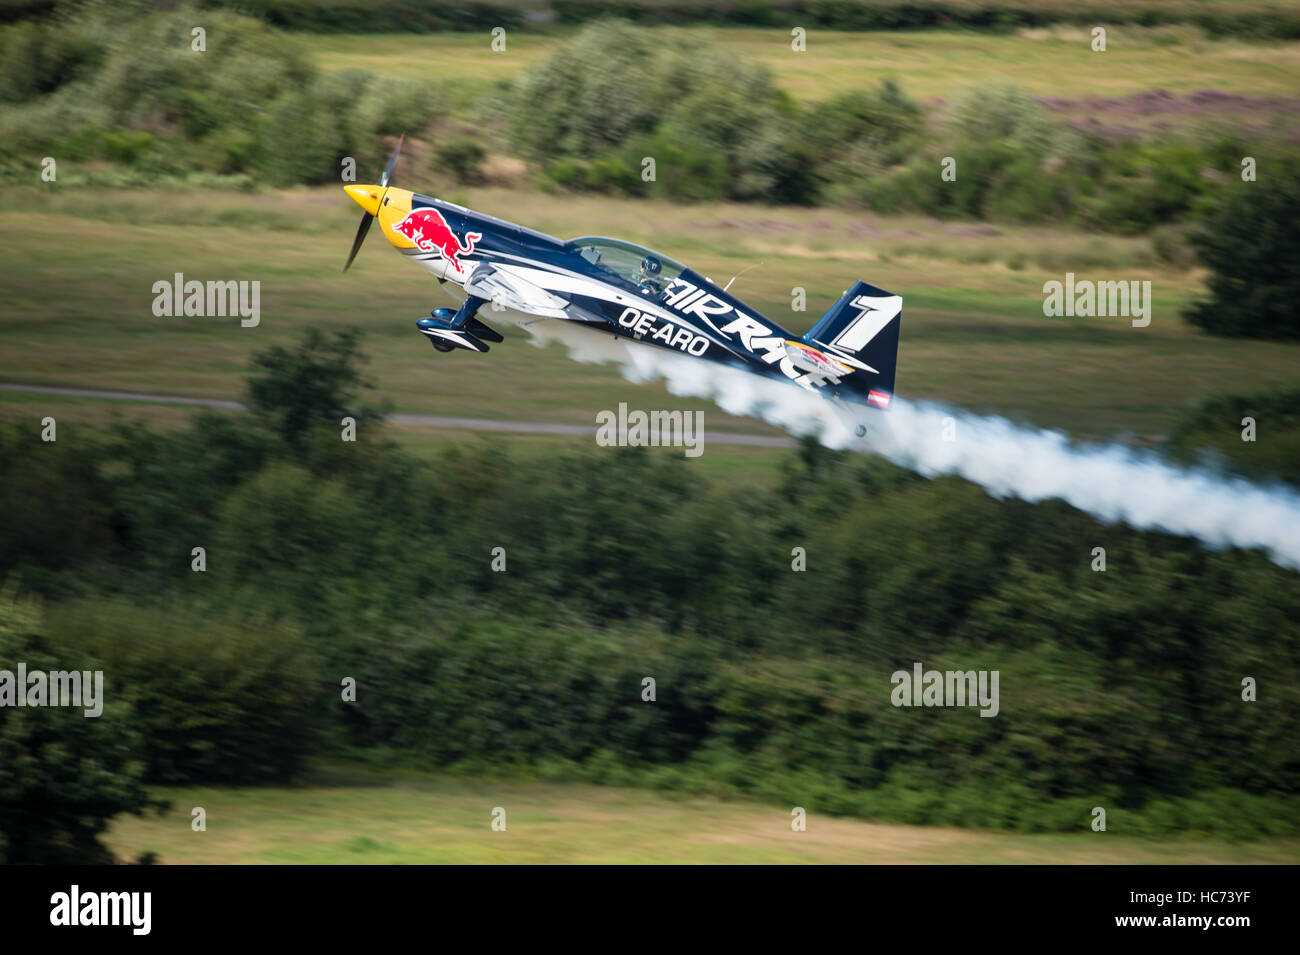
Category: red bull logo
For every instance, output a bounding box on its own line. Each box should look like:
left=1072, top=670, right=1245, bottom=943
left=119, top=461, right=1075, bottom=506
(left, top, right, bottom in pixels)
left=783, top=340, right=851, bottom=377
left=392, top=207, right=482, bottom=277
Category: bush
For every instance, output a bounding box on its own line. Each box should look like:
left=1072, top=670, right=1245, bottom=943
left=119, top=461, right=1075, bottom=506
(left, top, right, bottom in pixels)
left=2, top=7, right=440, bottom=185
left=508, top=21, right=667, bottom=163
left=433, top=136, right=487, bottom=185
left=260, top=73, right=366, bottom=186
left=812, top=80, right=924, bottom=151
left=546, top=1, right=1300, bottom=38
left=585, top=152, right=640, bottom=195
left=0, top=423, right=115, bottom=574
left=1183, top=154, right=1300, bottom=339
left=45, top=600, right=320, bottom=785
left=0, top=17, right=103, bottom=102
left=510, top=20, right=804, bottom=203
left=1168, top=389, right=1300, bottom=485
left=200, top=0, right=524, bottom=33
left=637, top=131, right=730, bottom=201
left=540, top=156, right=590, bottom=192
left=1082, top=141, right=1209, bottom=234
left=0, top=585, right=158, bottom=863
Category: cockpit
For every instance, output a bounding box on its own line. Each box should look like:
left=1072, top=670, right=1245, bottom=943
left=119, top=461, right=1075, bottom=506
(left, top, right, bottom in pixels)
left=566, top=236, right=686, bottom=295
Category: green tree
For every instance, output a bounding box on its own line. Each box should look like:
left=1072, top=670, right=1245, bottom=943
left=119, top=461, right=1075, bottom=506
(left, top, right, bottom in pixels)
left=1184, top=156, right=1300, bottom=339
left=0, top=584, right=158, bottom=863
left=50, top=601, right=321, bottom=785
left=507, top=21, right=666, bottom=162
left=245, top=328, right=385, bottom=450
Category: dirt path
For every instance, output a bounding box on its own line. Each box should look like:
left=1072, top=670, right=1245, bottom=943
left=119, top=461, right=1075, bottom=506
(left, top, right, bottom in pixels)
left=0, top=383, right=795, bottom=448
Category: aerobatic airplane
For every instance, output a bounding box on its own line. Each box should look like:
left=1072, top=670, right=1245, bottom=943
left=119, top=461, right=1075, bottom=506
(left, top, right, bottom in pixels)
left=343, top=137, right=901, bottom=414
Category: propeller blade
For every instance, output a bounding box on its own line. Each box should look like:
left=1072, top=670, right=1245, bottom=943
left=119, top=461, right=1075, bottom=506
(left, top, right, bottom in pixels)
left=343, top=212, right=374, bottom=272
left=379, top=132, right=404, bottom=188
left=342, top=134, right=403, bottom=272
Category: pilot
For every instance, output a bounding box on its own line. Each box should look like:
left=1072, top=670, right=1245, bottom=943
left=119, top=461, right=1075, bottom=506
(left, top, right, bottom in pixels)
left=637, top=255, right=663, bottom=296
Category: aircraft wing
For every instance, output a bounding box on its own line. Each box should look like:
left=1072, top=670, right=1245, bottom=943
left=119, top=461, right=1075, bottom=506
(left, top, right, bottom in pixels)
left=465, top=262, right=593, bottom=321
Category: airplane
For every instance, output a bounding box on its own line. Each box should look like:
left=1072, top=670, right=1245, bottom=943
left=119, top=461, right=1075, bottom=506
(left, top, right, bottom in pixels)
left=342, top=137, right=901, bottom=417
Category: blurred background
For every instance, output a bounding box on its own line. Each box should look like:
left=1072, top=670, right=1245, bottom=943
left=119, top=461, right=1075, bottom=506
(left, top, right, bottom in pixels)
left=1, top=0, right=1298, bottom=863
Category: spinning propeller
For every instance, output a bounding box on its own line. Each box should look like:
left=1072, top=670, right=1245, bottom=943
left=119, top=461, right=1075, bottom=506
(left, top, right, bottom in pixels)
left=342, top=133, right=404, bottom=272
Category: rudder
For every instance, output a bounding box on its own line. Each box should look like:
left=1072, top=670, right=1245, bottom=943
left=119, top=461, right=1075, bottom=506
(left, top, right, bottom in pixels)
left=802, top=280, right=901, bottom=408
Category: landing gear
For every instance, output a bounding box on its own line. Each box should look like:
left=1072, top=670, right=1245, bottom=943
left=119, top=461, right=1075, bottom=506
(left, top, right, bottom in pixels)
left=415, top=295, right=502, bottom=354
left=450, top=295, right=487, bottom=327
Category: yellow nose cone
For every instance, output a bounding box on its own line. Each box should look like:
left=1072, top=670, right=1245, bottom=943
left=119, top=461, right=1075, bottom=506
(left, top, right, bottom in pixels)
left=344, top=183, right=383, bottom=217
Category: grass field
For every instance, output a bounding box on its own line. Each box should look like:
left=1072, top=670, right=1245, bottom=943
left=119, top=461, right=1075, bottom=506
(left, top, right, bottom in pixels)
left=300, top=25, right=1300, bottom=106
left=102, top=764, right=1300, bottom=864
left=2, top=184, right=1298, bottom=442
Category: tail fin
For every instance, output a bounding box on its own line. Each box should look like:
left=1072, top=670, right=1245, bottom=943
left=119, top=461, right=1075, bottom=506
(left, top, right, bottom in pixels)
left=803, top=280, right=901, bottom=408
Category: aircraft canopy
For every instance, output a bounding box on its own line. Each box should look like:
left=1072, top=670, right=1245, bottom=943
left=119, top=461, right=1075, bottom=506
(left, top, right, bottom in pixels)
left=566, top=236, right=686, bottom=288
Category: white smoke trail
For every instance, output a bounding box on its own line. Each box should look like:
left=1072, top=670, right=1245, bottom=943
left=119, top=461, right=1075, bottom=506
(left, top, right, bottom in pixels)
left=520, top=317, right=1300, bottom=570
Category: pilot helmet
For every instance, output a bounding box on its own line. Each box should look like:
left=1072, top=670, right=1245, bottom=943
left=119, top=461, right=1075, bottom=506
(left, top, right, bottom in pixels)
left=640, top=255, right=662, bottom=277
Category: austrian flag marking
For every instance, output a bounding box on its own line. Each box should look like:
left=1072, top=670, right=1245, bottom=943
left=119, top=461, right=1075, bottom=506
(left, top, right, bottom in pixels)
left=868, top=389, right=891, bottom=409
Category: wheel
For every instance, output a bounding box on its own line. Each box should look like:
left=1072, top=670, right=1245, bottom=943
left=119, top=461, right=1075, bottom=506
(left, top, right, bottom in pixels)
left=855, top=424, right=868, bottom=438
left=432, top=341, right=455, bottom=353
